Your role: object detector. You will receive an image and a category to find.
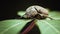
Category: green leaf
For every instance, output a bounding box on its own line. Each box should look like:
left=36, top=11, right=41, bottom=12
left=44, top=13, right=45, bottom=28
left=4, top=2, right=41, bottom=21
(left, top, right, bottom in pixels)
left=0, top=19, right=31, bottom=34
left=17, top=11, right=25, bottom=17
left=36, top=20, right=60, bottom=34
left=49, top=11, right=60, bottom=20
left=36, top=11, right=60, bottom=34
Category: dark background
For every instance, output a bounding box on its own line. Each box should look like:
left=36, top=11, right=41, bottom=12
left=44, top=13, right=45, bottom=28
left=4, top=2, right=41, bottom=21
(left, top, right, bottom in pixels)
left=0, top=0, right=60, bottom=34
left=0, top=0, right=60, bottom=21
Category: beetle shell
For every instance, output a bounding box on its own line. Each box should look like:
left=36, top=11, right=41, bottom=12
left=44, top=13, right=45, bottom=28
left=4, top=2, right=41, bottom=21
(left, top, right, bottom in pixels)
left=24, top=5, right=49, bottom=19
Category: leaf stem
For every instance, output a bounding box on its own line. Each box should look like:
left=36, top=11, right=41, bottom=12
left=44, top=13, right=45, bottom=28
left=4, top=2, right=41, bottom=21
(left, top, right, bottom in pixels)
left=21, top=19, right=36, bottom=34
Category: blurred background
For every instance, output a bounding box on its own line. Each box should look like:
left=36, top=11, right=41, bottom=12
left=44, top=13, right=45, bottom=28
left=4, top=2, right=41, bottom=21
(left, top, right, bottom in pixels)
left=0, top=0, right=60, bottom=21
left=0, top=0, right=60, bottom=34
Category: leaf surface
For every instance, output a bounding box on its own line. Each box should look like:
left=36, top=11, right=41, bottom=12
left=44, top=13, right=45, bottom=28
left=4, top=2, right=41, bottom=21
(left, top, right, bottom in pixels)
left=17, top=11, right=25, bottom=17
left=0, top=19, right=31, bottom=34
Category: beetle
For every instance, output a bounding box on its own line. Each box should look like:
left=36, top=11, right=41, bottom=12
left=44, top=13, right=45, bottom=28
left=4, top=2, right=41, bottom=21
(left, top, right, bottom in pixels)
left=23, top=5, right=53, bottom=20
